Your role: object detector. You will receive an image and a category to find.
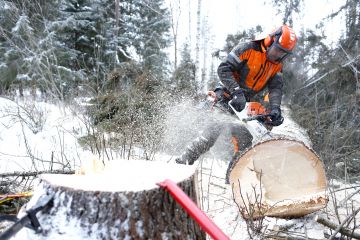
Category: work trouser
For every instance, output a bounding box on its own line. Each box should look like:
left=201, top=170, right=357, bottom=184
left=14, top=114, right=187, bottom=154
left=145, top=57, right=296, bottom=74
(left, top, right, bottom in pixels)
left=179, top=122, right=253, bottom=165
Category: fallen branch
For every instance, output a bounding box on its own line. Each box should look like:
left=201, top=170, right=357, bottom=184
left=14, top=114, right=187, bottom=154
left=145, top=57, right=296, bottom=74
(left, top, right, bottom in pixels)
left=0, top=170, right=75, bottom=178
left=315, top=215, right=360, bottom=239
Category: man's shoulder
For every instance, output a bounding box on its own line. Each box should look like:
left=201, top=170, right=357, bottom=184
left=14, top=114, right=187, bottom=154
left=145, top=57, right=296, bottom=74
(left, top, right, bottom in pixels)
left=231, top=41, right=261, bottom=55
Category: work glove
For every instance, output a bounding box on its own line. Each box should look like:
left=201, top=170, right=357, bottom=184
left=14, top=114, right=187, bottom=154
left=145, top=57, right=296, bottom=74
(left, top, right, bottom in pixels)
left=229, top=89, right=246, bottom=112
left=268, top=106, right=284, bottom=126
left=175, top=156, right=186, bottom=165
left=213, top=87, right=224, bottom=102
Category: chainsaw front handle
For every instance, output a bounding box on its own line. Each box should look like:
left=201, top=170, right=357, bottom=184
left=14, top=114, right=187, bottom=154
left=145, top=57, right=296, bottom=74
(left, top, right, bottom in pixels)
left=242, top=114, right=272, bottom=122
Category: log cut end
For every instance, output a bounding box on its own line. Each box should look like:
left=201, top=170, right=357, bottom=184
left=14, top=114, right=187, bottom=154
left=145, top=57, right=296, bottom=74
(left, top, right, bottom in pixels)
left=42, top=159, right=197, bottom=192
left=229, top=139, right=328, bottom=219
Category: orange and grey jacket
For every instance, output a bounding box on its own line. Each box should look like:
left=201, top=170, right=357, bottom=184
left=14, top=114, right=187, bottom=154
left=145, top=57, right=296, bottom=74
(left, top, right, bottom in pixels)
left=217, top=41, right=283, bottom=108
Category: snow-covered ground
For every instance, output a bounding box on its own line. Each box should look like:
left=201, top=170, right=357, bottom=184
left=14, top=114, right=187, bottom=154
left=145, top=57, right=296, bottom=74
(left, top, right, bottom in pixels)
left=0, top=97, right=359, bottom=239
left=0, top=97, right=94, bottom=175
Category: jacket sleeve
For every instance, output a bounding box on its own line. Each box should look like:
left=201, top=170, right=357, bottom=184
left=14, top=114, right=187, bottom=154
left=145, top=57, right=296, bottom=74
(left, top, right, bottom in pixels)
left=267, top=72, right=283, bottom=109
left=217, top=44, right=247, bottom=93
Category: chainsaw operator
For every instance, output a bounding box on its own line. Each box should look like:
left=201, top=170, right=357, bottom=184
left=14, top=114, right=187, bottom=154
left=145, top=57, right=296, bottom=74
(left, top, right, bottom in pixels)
left=175, top=24, right=298, bottom=167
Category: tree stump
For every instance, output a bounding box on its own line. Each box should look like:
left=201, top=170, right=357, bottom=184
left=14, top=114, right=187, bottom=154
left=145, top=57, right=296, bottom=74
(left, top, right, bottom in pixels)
left=227, top=138, right=328, bottom=219
left=20, top=160, right=206, bottom=239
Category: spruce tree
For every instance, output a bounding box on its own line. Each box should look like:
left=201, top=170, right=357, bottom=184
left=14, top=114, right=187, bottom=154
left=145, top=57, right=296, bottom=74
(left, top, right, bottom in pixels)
left=171, top=42, right=197, bottom=98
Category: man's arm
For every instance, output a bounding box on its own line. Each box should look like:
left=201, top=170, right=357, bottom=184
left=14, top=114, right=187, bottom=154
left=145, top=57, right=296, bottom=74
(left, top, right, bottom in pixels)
left=266, top=72, right=284, bottom=126
left=217, top=44, right=250, bottom=112
left=217, top=44, right=248, bottom=93
left=267, top=72, right=283, bottom=109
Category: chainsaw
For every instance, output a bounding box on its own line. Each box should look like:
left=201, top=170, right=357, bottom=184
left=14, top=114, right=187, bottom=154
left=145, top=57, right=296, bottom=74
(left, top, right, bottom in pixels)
left=206, top=91, right=274, bottom=142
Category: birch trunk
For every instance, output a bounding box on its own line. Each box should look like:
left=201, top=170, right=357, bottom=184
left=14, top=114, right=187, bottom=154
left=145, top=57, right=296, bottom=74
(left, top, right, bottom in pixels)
left=194, top=0, right=201, bottom=86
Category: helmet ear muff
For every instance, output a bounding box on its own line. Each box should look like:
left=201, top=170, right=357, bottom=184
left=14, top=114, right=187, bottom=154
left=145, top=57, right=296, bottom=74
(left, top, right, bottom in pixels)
left=264, top=35, right=272, bottom=47
left=264, top=27, right=283, bottom=48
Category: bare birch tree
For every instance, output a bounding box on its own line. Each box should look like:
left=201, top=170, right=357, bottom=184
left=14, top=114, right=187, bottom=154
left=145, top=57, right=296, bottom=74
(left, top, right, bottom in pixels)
left=195, top=0, right=201, bottom=89
left=201, top=15, right=209, bottom=92
left=188, top=0, right=192, bottom=46
left=169, top=0, right=181, bottom=69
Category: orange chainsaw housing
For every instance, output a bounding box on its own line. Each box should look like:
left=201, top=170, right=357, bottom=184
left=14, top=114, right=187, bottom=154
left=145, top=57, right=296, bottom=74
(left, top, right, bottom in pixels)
left=247, top=102, right=267, bottom=116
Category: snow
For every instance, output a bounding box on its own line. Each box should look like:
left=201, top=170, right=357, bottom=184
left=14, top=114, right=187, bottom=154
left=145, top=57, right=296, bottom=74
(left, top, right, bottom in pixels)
left=0, top=97, right=94, bottom=175
left=11, top=15, right=33, bottom=34
left=41, top=160, right=197, bottom=192
left=15, top=74, right=31, bottom=81
left=1, top=1, right=11, bottom=10
left=77, top=35, right=90, bottom=43
left=0, top=98, right=359, bottom=239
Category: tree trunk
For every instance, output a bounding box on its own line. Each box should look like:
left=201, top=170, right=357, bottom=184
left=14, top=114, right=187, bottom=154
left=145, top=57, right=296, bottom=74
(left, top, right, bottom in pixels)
left=21, top=160, right=205, bottom=239
left=114, top=0, right=120, bottom=65
left=31, top=78, right=36, bottom=100
left=169, top=1, right=180, bottom=70
left=188, top=0, right=191, bottom=46
left=201, top=16, right=207, bottom=92
left=19, top=80, right=23, bottom=98
left=195, top=0, right=201, bottom=86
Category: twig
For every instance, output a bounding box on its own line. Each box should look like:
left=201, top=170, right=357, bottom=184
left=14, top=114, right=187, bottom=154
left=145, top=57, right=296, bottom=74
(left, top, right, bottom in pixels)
left=0, top=170, right=75, bottom=178
left=206, top=205, right=234, bottom=213
left=315, top=215, right=360, bottom=239
left=265, top=231, right=321, bottom=240
left=209, top=183, right=227, bottom=191
left=208, top=192, right=231, bottom=200
left=230, top=213, right=241, bottom=237
left=331, top=184, right=360, bottom=193
left=207, top=158, right=215, bottom=211
left=200, top=173, right=226, bottom=180
left=328, top=206, right=360, bottom=239
left=339, top=188, right=360, bottom=207
left=20, top=121, right=38, bottom=172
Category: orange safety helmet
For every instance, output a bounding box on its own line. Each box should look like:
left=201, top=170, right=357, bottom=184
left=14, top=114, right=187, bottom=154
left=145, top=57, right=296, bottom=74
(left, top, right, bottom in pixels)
left=263, top=25, right=297, bottom=63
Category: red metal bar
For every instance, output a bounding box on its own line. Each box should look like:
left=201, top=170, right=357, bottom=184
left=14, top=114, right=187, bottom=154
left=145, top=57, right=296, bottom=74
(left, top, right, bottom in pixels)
left=157, top=179, right=230, bottom=240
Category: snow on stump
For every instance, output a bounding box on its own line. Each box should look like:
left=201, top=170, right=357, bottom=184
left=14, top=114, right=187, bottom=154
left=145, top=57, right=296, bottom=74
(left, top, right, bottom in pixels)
left=227, top=139, right=328, bottom=219
left=22, top=160, right=206, bottom=240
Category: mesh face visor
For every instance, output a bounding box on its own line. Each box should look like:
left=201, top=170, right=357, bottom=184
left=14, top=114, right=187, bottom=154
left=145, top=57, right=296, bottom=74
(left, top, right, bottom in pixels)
left=266, top=35, right=292, bottom=64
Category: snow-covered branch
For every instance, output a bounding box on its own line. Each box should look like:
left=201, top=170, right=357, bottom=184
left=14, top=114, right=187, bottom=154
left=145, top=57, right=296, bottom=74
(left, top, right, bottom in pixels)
left=298, top=52, right=360, bottom=91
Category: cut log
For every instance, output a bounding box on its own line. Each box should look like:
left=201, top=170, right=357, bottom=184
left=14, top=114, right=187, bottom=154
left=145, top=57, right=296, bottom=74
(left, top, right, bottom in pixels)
left=228, top=138, right=328, bottom=219
left=20, top=160, right=206, bottom=240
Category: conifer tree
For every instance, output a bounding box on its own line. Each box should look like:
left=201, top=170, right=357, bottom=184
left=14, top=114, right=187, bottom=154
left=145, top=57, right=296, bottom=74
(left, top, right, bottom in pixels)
left=171, top=42, right=197, bottom=98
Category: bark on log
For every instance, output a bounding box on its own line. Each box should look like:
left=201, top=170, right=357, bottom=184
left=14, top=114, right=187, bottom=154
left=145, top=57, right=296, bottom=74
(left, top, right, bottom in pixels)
left=20, top=160, right=206, bottom=240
